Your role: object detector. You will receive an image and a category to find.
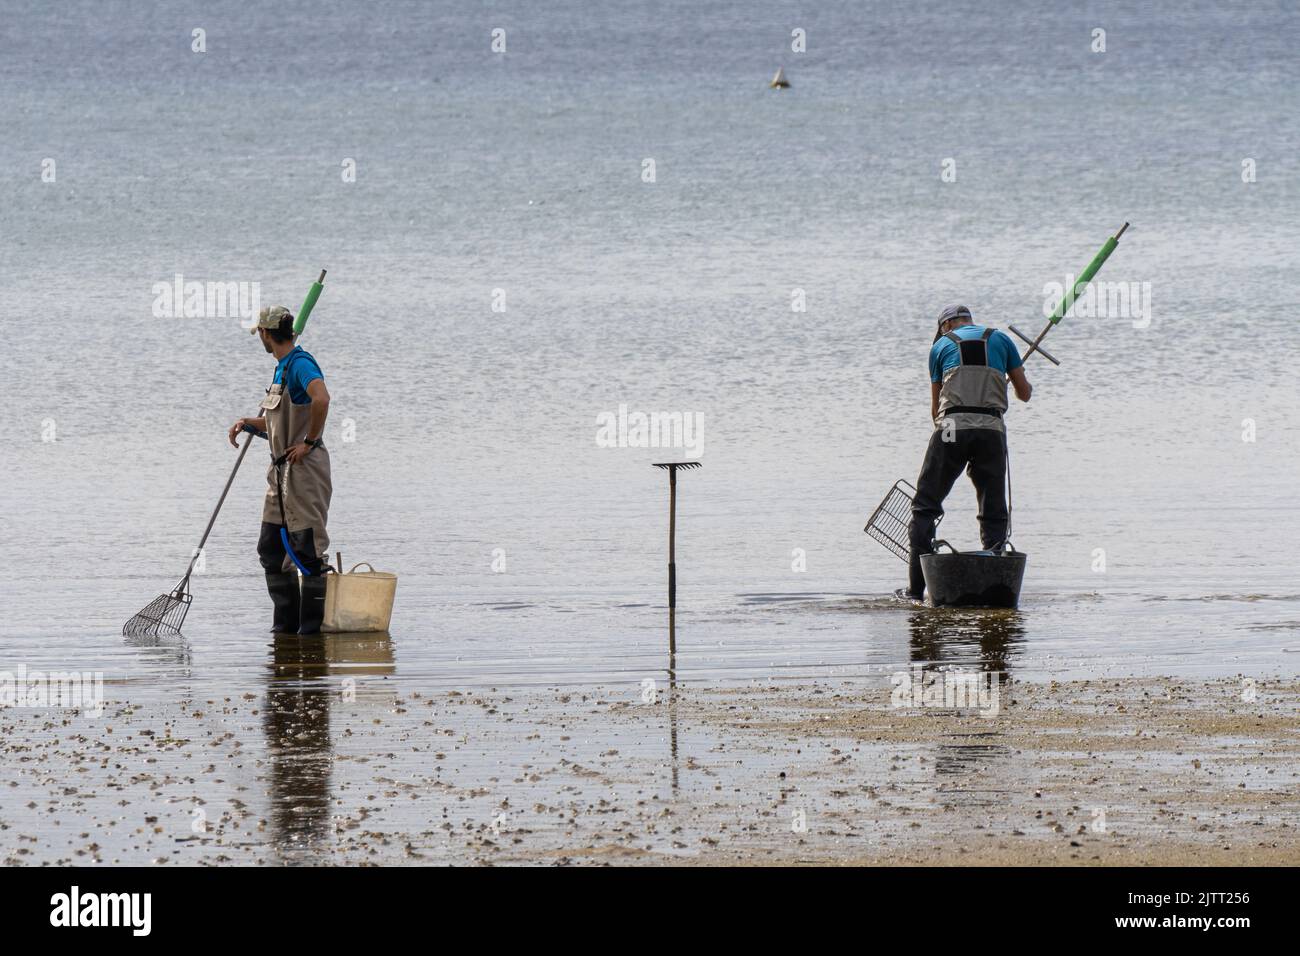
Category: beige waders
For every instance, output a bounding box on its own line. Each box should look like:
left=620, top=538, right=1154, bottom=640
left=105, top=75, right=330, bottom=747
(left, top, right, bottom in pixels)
left=257, top=352, right=332, bottom=633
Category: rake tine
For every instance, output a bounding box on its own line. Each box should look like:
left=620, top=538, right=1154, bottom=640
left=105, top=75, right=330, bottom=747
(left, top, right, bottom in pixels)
left=123, top=579, right=193, bottom=637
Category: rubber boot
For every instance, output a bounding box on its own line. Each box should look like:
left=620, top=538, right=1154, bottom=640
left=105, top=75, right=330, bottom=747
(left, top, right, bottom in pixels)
left=298, top=574, right=328, bottom=635
left=266, top=571, right=301, bottom=634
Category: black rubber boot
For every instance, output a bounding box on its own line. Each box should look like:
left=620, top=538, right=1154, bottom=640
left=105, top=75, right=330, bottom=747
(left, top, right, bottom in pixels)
left=266, top=571, right=301, bottom=633
left=298, top=574, right=328, bottom=635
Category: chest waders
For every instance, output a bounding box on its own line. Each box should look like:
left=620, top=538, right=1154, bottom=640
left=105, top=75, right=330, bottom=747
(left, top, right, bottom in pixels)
left=258, top=350, right=333, bottom=634
left=905, top=328, right=1012, bottom=598
left=935, top=328, right=1009, bottom=430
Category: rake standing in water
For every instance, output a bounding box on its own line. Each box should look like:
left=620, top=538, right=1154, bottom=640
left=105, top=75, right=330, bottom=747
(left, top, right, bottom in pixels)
left=652, top=461, right=701, bottom=657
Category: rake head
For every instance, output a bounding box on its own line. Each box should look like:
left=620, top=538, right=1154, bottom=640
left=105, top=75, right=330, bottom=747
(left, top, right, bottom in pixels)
left=122, top=582, right=193, bottom=637
left=652, top=461, right=702, bottom=471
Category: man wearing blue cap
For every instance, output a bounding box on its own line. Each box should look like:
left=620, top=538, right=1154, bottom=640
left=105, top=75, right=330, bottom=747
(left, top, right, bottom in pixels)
left=902, top=305, right=1033, bottom=601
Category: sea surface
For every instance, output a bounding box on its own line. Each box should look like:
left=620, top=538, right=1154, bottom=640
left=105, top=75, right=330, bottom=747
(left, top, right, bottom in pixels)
left=2, top=0, right=1299, bottom=702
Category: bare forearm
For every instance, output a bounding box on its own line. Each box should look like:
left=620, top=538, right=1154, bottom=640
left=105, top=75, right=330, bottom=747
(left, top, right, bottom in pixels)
left=1009, top=368, right=1032, bottom=402
left=305, top=401, right=329, bottom=442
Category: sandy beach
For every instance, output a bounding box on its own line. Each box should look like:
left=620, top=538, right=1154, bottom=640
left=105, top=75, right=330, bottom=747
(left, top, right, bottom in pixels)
left=3, top=651, right=1294, bottom=866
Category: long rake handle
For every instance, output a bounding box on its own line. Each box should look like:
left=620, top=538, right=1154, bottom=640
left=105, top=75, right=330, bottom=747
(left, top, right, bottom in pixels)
left=668, top=468, right=677, bottom=609
left=1015, top=221, right=1129, bottom=364
left=178, top=431, right=257, bottom=586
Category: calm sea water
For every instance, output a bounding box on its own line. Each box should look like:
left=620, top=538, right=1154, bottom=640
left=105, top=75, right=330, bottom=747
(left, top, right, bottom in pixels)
left=2, top=0, right=1298, bottom=696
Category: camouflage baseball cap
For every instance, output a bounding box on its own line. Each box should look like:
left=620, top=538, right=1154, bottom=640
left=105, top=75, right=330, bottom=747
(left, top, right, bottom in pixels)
left=250, top=305, right=294, bottom=334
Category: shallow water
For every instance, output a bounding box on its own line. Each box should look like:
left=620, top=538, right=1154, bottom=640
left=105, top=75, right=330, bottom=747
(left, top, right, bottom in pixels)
left=3, top=0, right=1299, bottom=712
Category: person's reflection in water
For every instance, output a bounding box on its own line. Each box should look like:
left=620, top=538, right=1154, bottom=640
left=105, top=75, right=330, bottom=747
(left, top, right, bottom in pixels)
left=907, top=608, right=1024, bottom=677
left=905, top=610, right=1025, bottom=784
left=265, top=634, right=333, bottom=857
left=263, top=631, right=397, bottom=860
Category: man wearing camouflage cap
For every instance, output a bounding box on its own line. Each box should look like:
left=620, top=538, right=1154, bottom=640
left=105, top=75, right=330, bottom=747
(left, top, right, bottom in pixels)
left=227, top=305, right=333, bottom=634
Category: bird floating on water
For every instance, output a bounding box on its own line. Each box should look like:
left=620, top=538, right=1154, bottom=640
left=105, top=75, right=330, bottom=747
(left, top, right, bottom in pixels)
left=770, top=67, right=790, bottom=89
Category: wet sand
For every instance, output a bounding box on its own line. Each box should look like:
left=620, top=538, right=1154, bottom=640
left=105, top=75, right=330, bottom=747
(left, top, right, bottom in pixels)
left=2, top=662, right=1295, bottom=866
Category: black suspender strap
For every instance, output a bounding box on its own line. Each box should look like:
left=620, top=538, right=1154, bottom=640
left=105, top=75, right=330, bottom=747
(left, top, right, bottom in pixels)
left=946, top=329, right=989, bottom=367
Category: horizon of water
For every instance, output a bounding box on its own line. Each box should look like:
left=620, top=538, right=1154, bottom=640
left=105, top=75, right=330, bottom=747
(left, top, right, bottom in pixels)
left=2, top=0, right=1299, bottom=698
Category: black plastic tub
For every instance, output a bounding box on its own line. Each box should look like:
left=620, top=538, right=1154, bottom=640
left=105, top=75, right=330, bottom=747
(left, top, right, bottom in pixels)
left=919, top=549, right=1027, bottom=608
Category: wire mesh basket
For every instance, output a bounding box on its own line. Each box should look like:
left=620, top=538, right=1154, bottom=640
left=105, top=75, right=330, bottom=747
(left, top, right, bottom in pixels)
left=864, top=479, right=923, bottom=563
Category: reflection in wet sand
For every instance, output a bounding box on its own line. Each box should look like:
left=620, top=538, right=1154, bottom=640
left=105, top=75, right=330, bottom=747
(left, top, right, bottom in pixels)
left=667, top=610, right=678, bottom=792
left=905, top=611, right=1025, bottom=800
left=264, top=632, right=395, bottom=859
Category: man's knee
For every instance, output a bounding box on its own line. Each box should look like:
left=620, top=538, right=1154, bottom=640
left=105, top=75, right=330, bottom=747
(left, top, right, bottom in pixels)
left=257, top=522, right=285, bottom=572
left=909, top=510, right=941, bottom=551
left=286, top=527, right=325, bottom=576
left=971, top=436, right=1007, bottom=495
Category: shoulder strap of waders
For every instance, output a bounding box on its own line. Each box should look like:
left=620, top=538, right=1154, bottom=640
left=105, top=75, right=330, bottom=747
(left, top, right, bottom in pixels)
left=945, top=329, right=989, bottom=367
left=273, top=346, right=306, bottom=385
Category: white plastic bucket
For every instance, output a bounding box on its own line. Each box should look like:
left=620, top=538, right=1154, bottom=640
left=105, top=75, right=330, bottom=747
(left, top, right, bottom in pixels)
left=322, top=561, right=397, bottom=633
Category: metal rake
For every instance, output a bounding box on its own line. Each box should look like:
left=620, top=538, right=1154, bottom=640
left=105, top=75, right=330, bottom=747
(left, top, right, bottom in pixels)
left=123, top=428, right=259, bottom=636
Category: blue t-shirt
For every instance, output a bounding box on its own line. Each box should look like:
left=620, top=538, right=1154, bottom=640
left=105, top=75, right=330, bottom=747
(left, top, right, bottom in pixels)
left=929, top=325, right=1023, bottom=383
left=272, top=346, right=324, bottom=405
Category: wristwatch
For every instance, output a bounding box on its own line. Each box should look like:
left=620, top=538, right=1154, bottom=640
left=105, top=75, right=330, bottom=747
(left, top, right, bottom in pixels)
left=305, top=437, right=324, bottom=449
